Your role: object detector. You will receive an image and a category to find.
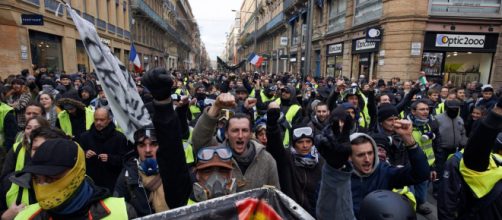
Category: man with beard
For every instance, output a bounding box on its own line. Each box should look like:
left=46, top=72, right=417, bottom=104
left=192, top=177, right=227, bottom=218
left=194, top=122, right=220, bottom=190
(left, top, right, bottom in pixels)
left=307, top=102, right=330, bottom=136
left=79, top=108, right=128, bottom=192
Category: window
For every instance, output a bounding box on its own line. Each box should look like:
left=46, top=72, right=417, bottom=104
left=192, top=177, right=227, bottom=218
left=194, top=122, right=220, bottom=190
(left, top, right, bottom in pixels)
left=353, top=0, right=382, bottom=26
left=429, top=0, right=501, bottom=17
left=328, top=0, right=346, bottom=33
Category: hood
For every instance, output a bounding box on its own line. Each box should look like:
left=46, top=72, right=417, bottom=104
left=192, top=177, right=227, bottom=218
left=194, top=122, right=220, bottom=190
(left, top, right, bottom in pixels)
left=56, top=98, right=87, bottom=111
left=349, top=133, right=379, bottom=177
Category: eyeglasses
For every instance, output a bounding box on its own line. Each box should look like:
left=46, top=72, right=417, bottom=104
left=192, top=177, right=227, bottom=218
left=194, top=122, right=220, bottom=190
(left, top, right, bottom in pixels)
left=197, top=147, right=233, bottom=161
left=293, top=127, right=313, bottom=139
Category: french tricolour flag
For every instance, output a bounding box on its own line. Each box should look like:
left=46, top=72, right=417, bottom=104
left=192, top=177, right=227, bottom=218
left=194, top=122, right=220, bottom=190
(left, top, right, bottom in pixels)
left=129, top=43, right=142, bottom=72
left=247, top=53, right=264, bottom=67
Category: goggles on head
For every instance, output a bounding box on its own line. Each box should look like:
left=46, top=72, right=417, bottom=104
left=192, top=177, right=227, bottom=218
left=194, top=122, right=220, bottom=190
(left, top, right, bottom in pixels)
left=197, top=147, right=233, bottom=161
left=293, top=127, right=313, bottom=139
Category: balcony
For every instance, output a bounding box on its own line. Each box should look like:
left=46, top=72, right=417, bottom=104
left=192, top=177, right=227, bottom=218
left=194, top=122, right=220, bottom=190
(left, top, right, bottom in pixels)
left=117, top=27, right=124, bottom=37
left=124, top=31, right=131, bottom=39
left=82, top=13, right=95, bottom=25
left=97, top=19, right=107, bottom=30
left=284, top=0, right=295, bottom=11
left=108, top=23, right=116, bottom=34
left=23, top=0, right=40, bottom=6
left=266, top=12, right=284, bottom=32
left=130, top=0, right=178, bottom=40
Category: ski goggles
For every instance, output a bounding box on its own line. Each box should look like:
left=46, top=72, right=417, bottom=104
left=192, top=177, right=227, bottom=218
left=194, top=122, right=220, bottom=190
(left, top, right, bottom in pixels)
left=197, top=147, right=233, bottom=161
left=292, top=127, right=313, bottom=139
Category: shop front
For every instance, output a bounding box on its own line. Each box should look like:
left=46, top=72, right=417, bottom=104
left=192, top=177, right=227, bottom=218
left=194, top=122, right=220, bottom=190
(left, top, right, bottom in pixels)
left=29, top=30, right=63, bottom=73
left=422, top=32, right=499, bottom=86
left=326, top=43, right=343, bottom=77
left=351, top=38, right=380, bottom=80
left=289, top=52, right=297, bottom=73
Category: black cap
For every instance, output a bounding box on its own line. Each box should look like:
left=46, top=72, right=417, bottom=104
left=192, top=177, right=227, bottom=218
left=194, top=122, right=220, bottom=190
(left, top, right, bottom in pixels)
left=445, top=99, right=461, bottom=108
left=22, top=139, right=78, bottom=176
left=134, top=126, right=157, bottom=143
left=378, top=104, right=399, bottom=122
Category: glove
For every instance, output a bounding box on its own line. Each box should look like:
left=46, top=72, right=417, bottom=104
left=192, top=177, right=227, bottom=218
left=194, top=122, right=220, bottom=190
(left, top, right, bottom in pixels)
left=315, top=128, right=352, bottom=169
left=141, top=67, right=173, bottom=101
left=266, top=108, right=281, bottom=126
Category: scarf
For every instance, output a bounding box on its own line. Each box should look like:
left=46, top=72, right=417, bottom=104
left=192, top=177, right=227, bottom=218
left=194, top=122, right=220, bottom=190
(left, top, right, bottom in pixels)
left=52, top=180, right=94, bottom=215
left=139, top=172, right=169, bottom=213
left=291, top=146, right=319, bottom=168
left=33, top=147, right=86, bottom=210
left=232, top=143, right=256, bottom=167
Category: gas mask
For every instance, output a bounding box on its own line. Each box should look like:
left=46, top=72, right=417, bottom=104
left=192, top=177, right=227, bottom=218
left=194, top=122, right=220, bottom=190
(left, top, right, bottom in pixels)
left=138, top=157, right=159, bottom=176
left=193, top=173, right=236, bottom=202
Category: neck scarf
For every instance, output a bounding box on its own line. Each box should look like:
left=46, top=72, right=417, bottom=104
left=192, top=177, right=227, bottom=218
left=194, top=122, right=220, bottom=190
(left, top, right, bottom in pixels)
left=33, top=147, right=86, bottom=210
left=232, top=143, right=256, bottom=166
left=139, top=172, right=169, bottom=213
left=52, top=180, right=94, bottom=215
left=291, top=146, right=319, bottom=168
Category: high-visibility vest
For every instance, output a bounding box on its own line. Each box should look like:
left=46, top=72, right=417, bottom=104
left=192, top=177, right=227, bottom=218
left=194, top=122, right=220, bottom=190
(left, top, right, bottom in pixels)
left=57, top=107, right=94, bottom=136
left=392, top=186, right=416, bottom=210
left=282, top=104, right=301, bottom=148
left=5, top=141, right=30, bottom=207
left=459, top=153, right=502, bottom=199
left=358, top=93, right=371, bottom=129
left=412, top=124, right=435, bottom=166
left=0, top=103, right=13, bottom=147
left=189, top=105, right=201, bottom=120
left=183, top=127, right=194, bottom=164
left=435, top=102, right=445, bottom=115
left=15, top=197, right=128, bottom=220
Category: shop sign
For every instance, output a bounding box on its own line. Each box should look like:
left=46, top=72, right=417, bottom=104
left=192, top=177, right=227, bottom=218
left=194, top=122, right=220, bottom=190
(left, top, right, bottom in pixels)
left=21, top=14, right=44, bottom=25
left=327, top=43, right=343, bottom=55
left=280, top=37, right=288, bottom=46
left=355, top=39, right=377, bottom=51
left=20, top=45, right=28, bottom=60
left=365, top=27, right=382, bottom=42
left=435, top=34, right=485, bottom=48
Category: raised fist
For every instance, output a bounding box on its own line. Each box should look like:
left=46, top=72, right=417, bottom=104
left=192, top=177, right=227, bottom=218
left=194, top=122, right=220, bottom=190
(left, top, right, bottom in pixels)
left=141, top=67, right=173, bottom=101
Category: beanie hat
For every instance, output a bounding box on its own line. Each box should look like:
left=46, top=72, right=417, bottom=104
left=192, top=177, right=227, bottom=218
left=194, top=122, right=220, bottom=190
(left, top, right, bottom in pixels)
left=378, top=104, right=399, bottom=122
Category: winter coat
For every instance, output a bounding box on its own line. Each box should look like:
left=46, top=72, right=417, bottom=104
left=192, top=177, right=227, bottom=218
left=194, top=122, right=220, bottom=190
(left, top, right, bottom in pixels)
left=192, top=109, right=280, bottom=192
left=435, top=113, right=468, bottom=150
left=113, top=156, right=157, bottom=217
left=321, top=133, right=429, bottom=216
left=80, top=123, right=129, bottom=192
left=266, top=110, right=323, bottom=216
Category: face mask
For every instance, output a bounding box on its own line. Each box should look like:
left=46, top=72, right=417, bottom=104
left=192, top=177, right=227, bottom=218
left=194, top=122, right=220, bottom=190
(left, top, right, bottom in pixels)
left=446, top=107, right=459, bottom=118
left=33, top=148, right=86, bottom=210
left=139, top=158, right=159, bottom=176
left=195, top=93, right=206, bottom=100
left=99, top=99, right=108, bottom=106
left=193, top=173, right=236, bottom=202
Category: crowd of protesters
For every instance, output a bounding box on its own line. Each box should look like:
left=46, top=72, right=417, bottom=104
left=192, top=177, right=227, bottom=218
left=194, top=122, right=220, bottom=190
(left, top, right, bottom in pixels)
left=0, top=65, right=499, bottom=220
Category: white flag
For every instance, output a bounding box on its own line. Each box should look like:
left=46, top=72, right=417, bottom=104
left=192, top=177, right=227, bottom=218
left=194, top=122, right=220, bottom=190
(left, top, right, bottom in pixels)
left=66, top=4, right=151, bottom=141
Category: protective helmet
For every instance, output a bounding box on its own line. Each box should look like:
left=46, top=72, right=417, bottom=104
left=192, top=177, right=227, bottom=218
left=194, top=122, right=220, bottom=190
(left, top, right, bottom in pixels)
left=359, top=190, right=416, bottom=220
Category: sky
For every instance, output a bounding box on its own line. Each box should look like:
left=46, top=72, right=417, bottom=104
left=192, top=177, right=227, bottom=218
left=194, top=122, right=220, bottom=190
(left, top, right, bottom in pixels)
left=190, top=0, right=243, bottom=61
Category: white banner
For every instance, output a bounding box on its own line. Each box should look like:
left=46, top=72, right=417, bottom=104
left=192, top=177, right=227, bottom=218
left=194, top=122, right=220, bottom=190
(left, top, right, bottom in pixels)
left=66, top=4, right=151, bottom=142
left=435, top=34, right=485, bottom=48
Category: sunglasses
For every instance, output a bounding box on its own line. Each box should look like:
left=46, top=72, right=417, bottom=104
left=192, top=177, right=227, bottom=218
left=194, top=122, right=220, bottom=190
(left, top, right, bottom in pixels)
left=293, top=127, right=313, bottom=139
left=197, top=147, right=233, bottom=161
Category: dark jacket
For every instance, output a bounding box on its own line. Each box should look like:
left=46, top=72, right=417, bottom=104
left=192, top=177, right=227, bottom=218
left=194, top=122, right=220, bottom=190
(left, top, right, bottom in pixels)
left=80, top=123, right=129, bottom=192
left=437, top=151, right=463, bottom=220
left=307, top=115, right=329, bottom=136
left=456, top=109, right=502, bottom=220
left=347, top=133, right=429, bottom=215
left=113, top=156, right=155, bottom=217
left=153, top=100, right=192, bottom=209
left=266, top=109, right=323, bottom=216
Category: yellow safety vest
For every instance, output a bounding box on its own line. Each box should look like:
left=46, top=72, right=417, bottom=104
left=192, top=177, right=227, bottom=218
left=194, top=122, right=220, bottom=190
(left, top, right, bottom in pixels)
left=392, top=186, right=417, bottom=210
left=0, top=103, right=13, bottom=147
left=412, top=124, right=435, bottom=166
left=358, top=93, right=371, bottom=129
left=189, top=105, right=201, bottom=120
left=459, top=154, right=502, bottom=198
left=435, top=102, right=445, bottom=115
left=5, top=141, right=30, bottom=207
left=249, top=89, right=256, bottom=98
left=15, top=197, right=128, bottom=220
left=57, top=107, right=94, bottom=136
left=282, top=104, right=301, bottom=148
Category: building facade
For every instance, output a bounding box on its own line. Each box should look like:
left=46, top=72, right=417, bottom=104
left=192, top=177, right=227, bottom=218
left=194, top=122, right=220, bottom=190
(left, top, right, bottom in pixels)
left=0, top=0, right=131, bottom=76
left=230, top=0, right=502, bottom=87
